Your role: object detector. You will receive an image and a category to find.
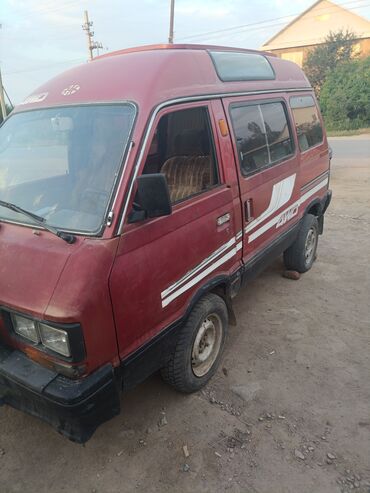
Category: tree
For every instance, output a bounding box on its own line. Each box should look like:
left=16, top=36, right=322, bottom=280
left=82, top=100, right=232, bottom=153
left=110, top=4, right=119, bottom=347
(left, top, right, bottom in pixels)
left=320, top=57, right=370, bottom=130
left=303, top=29, right=358, bottom=97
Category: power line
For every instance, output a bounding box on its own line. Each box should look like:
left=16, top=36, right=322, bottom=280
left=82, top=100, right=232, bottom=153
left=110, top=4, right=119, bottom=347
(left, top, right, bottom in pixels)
left=179, top=0, right=370, bottom=40
left=13, top=0, right=71, bottom=15
left=177, top=0, right=370, bottom=41
left=4, top=0, right=81, bottom=22
left=190, top=6, right=370, bottom=47
left=3, top=0, right=368, bottom=45
left=3, top=58, right=85, bottom=76
left=1, top=1, right=83, bottom=41
left=2, top=0, right=369, bottom=77
left=180, top=4, right=370, bottom=44
left=3, top=11, right=106, bottom=75
left=4, top=24, right=78, bottom=41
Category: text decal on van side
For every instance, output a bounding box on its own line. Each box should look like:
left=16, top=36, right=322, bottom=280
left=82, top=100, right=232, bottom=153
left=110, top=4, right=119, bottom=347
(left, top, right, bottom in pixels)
left=276, top=204, right=299, bottom=228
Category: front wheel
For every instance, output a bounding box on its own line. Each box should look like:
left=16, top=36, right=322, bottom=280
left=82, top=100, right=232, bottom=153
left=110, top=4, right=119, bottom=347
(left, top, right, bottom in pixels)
left=283, top=213, right=319, bottom=273
left=160, top=293, right=228, bottom=393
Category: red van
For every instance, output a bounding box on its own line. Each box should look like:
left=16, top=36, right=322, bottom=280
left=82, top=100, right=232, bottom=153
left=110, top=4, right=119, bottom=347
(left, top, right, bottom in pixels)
left=0, top=45, right=331, bottom=442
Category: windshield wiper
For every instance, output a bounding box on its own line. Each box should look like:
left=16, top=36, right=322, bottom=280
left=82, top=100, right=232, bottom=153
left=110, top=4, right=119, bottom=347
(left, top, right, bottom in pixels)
left=0, top=200, right=76, bottom=244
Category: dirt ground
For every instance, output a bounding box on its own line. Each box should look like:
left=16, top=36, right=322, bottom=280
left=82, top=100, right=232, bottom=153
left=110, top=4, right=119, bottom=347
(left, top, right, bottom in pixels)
left=1, top=135, right=369, bottom=493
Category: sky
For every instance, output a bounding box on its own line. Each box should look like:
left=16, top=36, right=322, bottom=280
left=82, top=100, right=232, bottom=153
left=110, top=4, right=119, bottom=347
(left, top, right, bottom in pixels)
left=1, top=0, right=369, bottom=104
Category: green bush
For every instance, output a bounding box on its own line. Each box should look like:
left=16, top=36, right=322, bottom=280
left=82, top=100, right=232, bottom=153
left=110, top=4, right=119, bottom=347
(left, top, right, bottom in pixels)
left=303, top=29, right=357, bottom=97
left=320, top=57, right=370, bottom=131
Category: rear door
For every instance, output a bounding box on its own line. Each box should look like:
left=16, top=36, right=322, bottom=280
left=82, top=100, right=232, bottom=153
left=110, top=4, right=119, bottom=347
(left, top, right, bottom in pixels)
left=223, top=94, right=299, bottom=262
left=109, top=100, right=243, bottom=360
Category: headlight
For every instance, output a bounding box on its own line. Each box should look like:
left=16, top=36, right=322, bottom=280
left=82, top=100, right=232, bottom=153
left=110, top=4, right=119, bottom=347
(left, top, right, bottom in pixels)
left=39, top=323, right=71, bottom=357
left=7, top=310, right=83, bottom=361
left=11, top=314, right=71, bottom=358
left=11, top=314, right=40, bottom=343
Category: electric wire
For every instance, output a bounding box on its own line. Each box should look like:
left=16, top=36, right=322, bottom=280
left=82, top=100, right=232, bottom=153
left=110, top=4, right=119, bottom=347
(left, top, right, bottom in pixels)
left=1, top=0, right=369, bottom=76
left=177, top=0, right=370, bottom=42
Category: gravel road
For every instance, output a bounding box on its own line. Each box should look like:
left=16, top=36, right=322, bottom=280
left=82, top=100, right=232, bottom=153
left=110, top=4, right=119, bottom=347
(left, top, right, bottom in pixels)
left=1, top=135, right=369, bottom=493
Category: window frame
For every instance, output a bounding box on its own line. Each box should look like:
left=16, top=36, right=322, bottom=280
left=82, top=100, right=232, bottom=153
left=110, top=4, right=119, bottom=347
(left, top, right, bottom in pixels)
left=289, top=95, right=324, bottom=154
left=141, top=103, right=222, bottom=206
left=0, top=101, right=138, bottom=237
left=229, top=97, right=296, bottom=178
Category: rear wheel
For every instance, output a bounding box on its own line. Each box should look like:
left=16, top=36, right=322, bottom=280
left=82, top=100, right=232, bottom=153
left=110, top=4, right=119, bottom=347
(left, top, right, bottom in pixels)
left=160, top=293, right=228, bottom=393
left=283, top=213, right=319, bottom=273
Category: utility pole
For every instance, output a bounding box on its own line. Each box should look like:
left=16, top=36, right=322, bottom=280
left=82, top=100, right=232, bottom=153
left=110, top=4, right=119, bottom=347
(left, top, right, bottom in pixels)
left=168, top=0, right=175, bottom=44
left=0, top=67, right=7, bottom=120
left=82, top=10, right=93, bottom=61
left=82, top=10, right=103, bottom=61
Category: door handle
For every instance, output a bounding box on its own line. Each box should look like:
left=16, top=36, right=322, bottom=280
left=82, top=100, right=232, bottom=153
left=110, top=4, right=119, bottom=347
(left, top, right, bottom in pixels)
left=245, top=199, right=254, bottom=222
left=217, top=213, right=231, bottom=226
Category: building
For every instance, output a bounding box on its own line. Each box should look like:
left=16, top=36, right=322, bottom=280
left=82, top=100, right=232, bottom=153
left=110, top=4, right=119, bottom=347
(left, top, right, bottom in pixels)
left=261, top=0, right=370, bottom=67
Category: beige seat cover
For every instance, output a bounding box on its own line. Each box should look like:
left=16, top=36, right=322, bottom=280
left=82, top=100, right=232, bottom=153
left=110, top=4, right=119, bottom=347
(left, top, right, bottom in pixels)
left=161, top=155, right=211, bottom=203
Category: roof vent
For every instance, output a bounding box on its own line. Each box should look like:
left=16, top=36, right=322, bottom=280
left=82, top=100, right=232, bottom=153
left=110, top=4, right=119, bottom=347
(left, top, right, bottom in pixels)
left=209, top=51, right=275, bottom=82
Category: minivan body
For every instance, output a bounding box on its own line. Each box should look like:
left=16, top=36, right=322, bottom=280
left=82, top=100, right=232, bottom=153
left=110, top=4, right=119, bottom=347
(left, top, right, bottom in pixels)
left=0, top=45, right=331, bottom=442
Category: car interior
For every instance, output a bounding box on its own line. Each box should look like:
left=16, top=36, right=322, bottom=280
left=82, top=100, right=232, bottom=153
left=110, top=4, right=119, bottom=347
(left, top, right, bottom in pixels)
left=142, top=107, right=219, bottom=203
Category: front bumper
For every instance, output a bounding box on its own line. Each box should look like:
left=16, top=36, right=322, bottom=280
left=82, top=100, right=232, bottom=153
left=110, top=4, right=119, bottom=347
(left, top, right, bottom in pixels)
left=0, top=344, right=121, bottom=443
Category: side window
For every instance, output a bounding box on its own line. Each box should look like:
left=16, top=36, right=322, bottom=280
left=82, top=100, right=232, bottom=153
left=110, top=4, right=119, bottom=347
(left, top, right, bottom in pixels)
left=260, top=102, right=293, bottom=163
left=290, top=95, right=323, bottom=151
left=142, top=107, right=219, bottom=203
left=229, top=104, right=269, bottom=175
left=230, top=101, right=293, bottom=176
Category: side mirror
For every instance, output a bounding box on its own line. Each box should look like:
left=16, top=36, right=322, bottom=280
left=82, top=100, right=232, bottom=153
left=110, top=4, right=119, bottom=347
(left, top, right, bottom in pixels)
left=128, top=173, right=172, bottom=223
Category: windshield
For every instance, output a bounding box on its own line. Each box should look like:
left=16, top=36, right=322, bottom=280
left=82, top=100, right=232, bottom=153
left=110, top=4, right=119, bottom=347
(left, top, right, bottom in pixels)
left=0, top=104, right=135, bottom=233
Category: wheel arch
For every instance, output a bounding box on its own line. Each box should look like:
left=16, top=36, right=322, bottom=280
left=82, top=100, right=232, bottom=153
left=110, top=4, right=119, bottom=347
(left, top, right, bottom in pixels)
left=305, top=198, right=322, bottom=218
left=304, top=197, right=326, bottom=234
left=186, top=274, right=238, bottom=326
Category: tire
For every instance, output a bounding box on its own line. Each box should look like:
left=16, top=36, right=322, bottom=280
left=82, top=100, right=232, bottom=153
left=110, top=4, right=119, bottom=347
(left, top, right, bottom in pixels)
left=160, top=293, right=228, bottom=393
left=283, top=213, right=319, bottom=273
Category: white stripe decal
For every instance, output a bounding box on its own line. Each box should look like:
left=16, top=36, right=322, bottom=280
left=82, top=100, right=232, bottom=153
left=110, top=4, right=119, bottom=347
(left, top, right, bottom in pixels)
left=300, top=177, right=329, bottom=203
left=245, top=174, right=296, bottom=234
left=248, top=177, right=328, bottom=243
left=161, top=237, right=236, bottom=300
left=162, top=242, right=242, bottom=308
left=301, top=170, right=329, bottom=192
left=160, top=176, right=327, bottom=306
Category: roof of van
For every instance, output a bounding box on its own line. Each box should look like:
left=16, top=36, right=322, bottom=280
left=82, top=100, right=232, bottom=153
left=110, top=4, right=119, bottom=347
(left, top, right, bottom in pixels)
left=15, top=44, right=311, bottom=112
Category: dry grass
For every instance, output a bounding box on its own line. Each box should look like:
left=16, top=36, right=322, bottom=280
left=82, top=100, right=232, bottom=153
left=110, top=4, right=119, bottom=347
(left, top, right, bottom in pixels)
left=326, top=127, right=370, bottom=137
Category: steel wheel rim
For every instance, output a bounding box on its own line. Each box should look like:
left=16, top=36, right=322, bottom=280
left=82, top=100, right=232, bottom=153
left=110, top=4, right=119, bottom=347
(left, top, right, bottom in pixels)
left=304, top=226, right=317, bottom=266
left=192, top=313, right=222, bottom=377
